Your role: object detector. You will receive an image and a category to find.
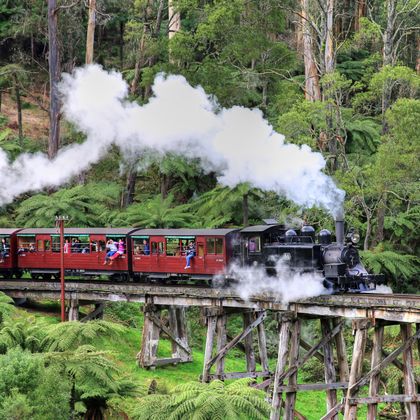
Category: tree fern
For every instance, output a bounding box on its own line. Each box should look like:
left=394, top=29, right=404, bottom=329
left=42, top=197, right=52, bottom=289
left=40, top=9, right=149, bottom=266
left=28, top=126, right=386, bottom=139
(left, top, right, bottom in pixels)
left=132, top=379, right=270, bottom=420
left=42, top=320, right=125, bottom=352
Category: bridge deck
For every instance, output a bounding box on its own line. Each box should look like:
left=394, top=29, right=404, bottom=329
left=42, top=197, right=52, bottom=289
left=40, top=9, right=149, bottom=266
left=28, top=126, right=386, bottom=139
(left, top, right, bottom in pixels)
left=0, top=280, right=419, bottom=323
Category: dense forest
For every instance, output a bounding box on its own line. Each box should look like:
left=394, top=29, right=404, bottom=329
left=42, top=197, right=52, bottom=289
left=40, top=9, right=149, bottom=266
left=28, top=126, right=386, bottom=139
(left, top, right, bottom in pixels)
left=0, top=0, right=419, bottom=419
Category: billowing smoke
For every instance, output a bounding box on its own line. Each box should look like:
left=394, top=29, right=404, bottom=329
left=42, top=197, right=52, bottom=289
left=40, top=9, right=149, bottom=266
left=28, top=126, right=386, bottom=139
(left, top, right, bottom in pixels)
left=223, top=257, right=326, bottom=303
left=0, top=64, right=345, bottom=216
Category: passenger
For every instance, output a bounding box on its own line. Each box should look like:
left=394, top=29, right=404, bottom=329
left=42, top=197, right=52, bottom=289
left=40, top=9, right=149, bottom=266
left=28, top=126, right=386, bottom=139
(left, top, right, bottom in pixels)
left=109, top=239, right=125, bottom=265
left=143, top=240, right=150, bottom=255
left=184, top=241, right=196, bottom=269
left=91, top=241, right=97, bottom=252
left=134, top=246, right=141, bottom=255
left=75, top=239, right=82, bottom=253
left=0, top=238, right=5, bottom=263
left=64, top=239, right=70, bottom=253
left=248, top=239, right=256, bottom=252
left=103, top=239, right=118, bottom=265
left=29, top=243, right=35, bottom=252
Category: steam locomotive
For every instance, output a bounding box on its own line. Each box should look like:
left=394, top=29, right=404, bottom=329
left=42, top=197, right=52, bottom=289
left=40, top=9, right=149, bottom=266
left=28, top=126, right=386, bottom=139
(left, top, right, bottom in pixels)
left=0, top=219, right=382, bottom=292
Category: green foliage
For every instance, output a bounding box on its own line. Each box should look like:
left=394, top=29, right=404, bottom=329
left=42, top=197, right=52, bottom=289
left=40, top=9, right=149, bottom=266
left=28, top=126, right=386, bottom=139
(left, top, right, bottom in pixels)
left=42, top=320, right=125, bottom=352
left=0, top=292, right=14, bottom=326
left=189, top=184, right=263, bottom=227
left=361, top=247, right=420, bottom=292
left=0, top=348, right=43, bottom=400
left=15, top=182, right=120, bottom=227
left=345, top=118, right=381, bottom=156
left=132, top=378, right=270, bottom=420
left=113, top=193, right=193, bottom=228
left=0, top=389, right=33, bottom=420
left=0, top=316, right=46, bottom=354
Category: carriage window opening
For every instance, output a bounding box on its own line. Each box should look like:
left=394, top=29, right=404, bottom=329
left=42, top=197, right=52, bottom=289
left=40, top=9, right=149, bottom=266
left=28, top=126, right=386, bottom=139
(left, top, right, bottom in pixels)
left=51, top=237, right=60, bottom=252
left=90, top=241, right=97, bottom=252
left=198, top=243, right=204, bottom=257
left=44, top=240, right=51, bottom=251
left=151, top=242, right=164, bottom=255
left=165, top=238, right=188, bottom=256
left=206, top=238, right=224, bottom=255
left=206, top=238, right=215, bottom=254
left=133, top=238, right=150, bottom=255
left=18, top=237, right=35, bottom=252
left=215, top=238, right=223, bottom=254
left=0, top=237, right=10, bottom=256
left=37, top=240, right=44, bottom=251
left=248, top=236, right=261, bottom=253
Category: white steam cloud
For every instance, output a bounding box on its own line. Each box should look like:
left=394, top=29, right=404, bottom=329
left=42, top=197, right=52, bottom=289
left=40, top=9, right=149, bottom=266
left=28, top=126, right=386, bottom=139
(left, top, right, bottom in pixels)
left=224, top=257, right=326, bottom=303
left=0, top=64, right=345, bottom=216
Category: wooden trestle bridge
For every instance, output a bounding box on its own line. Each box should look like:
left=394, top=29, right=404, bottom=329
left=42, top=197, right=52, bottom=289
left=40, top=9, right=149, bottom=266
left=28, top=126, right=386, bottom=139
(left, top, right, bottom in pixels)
left=0, top=280, right=419, bottom=420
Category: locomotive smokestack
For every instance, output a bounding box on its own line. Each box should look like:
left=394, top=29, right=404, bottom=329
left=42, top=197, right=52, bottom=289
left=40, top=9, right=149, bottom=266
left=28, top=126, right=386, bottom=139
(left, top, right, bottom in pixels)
left=335, top=210, right=345, bottom=245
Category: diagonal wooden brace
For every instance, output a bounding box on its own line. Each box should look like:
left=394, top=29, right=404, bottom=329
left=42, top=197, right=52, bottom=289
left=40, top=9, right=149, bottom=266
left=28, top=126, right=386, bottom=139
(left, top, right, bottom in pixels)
left=205, top=311, right=266, bottom=371
left=348, top=327, right=420, bottom=394
left=148, top=312, right=191, bottom=354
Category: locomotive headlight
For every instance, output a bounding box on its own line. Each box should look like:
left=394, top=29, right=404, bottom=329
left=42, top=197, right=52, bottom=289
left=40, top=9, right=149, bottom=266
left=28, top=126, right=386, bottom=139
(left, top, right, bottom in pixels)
left=350, top=232, right=360, bottom=244
left=348, top=230, right=360, bottom=244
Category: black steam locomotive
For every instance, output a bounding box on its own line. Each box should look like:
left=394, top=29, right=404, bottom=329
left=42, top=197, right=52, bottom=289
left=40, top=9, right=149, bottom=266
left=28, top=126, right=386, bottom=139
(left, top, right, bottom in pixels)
left=239, top=219, right=383, bottom=292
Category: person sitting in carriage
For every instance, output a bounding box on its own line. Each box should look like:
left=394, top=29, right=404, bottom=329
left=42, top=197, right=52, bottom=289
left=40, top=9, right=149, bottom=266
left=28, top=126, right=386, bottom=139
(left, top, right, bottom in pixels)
left=109, top=239, right=125, bottom=265
left=184, top=241, right=196, bottom=269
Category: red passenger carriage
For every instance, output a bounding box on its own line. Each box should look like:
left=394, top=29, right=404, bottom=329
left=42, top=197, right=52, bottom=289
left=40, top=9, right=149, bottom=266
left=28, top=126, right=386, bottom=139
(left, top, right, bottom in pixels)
left=17, top=228, right=135, bottom=281
left=129, top=228, right=239, bottom=281
left=0, top=228, right=23, bottom=278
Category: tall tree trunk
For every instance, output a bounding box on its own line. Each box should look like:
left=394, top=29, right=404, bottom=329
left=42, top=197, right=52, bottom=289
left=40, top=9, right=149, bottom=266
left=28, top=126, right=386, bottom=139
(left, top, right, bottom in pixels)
left=372, top=195, right=387, bottom=247
left=324, top=0, right=335, bottom=74
left=160, top=173, right=170, bottom=199
left=85, top=0, right=96, bottom=64
left=416, top=36, right=420, bottom=74
left=119, top=21, right=124, bottom=68
left=121, top=164, right=137, bottom=208
left=130, top=26, right=147, bottom=96
left=13, top=75, right=23, bottom=144
left=242, top=193, right=249, bottom=227
left=383, top=0, right=397, bottom=66
left=354, top=0, right=367, bottom=32
left=301, top=0, right=321, bottom=101
left=168, top=0, right=181, bottom=39
left=168, top=0, right=181, bottom=64
left=48, top=0, right=60, bottom=159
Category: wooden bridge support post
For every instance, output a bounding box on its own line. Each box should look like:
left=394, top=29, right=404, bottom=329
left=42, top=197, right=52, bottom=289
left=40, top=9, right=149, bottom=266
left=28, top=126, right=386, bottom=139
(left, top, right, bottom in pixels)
left=215, top=313, right=227, bottom=377
left=168, top=306, right=193, bottom=363
left=202, top=309, right=218, bottom=382
left=343, top=319, right=368, bottom=420
left=270, top=313, right=292, bottom=420
left=137, top=303, right=161, bottom=368
left=67, top=298, right=79, bottom=321
left=257, top=314, right=270, bottom=378
left=367, top=321, right=384, bottom=420
left=243, top=312, right=256, bottom=374
left=284, top=318, right=301, bottom=420
left=333, top=317, right=349, bottom=388
left=401, top=323, right=418, bottom=420
left=321, top=319, right=338, bottom=417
